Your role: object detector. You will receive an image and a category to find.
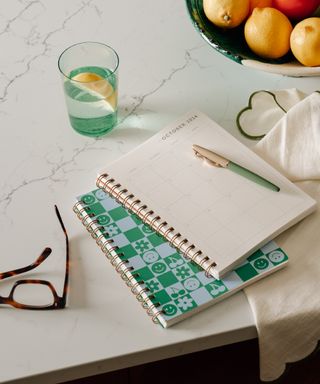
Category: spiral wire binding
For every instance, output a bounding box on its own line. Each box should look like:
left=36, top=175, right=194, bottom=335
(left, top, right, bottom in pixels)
left=96, top=173, right=217, bottom=277
left=73, top=201, right=163, bottom=325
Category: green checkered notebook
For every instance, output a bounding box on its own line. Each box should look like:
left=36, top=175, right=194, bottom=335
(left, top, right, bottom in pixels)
left=73, top=188, right=288, bottom=328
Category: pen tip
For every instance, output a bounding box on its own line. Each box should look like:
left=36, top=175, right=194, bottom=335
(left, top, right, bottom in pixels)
left=192, top=144, right=200, bottom=157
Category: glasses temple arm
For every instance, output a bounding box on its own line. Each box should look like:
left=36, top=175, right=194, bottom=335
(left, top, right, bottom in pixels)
left=0, top=247, right=52, bottom=281
left=54, top=205, right=69, bottom=305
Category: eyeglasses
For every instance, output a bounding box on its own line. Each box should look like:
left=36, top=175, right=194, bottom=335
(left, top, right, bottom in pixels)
left=0, top=205, right=69, bottom=309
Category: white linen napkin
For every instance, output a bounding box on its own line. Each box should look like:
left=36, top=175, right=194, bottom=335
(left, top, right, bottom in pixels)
left=243, top=90, right=320, bottom=381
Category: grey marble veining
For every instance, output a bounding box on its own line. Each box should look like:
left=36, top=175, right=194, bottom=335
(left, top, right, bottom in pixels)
left=0, top=1, right=319, bottom=383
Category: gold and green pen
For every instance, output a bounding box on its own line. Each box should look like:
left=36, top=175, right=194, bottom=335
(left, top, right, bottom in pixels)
left=192, top=144, right=280, bottom=192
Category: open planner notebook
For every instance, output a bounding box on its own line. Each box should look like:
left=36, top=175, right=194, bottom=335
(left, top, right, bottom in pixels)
left=95, top=110, right=316, bottom=278
left=74, top=189, right=288, bottom=328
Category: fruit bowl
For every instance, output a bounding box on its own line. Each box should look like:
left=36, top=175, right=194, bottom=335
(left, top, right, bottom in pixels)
left=185, top=0, right=320, bottom=77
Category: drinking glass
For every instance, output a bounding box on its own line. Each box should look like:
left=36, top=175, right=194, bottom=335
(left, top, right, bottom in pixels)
left=58, top=42, right=119, bottom=137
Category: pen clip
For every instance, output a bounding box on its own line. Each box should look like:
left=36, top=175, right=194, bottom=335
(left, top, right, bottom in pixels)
left=193, top=144, right=228, bottom=168
left=193, top=149, right=221, bottom=167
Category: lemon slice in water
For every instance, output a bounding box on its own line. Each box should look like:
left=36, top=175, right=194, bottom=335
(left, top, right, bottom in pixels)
left=72, top=72, right=113, bottom=98
left=67, top=71, right=117, bottom=110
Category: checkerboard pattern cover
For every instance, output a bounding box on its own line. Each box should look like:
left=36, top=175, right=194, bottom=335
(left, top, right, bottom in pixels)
left=74, top=188, right=288, bottom=328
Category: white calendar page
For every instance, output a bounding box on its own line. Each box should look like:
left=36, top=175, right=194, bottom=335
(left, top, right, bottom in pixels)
left=99, top=110, right=316, bottom=277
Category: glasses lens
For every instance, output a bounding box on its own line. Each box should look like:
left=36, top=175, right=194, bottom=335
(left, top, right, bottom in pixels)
left=12, top=283, right=55, bottom=306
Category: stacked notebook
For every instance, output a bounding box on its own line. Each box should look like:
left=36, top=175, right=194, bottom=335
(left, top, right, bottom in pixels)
left=73, top=110, right=316, bottom=327
left=74, top=189, right=288, bottom=328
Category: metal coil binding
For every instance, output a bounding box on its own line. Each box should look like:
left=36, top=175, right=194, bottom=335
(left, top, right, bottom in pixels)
left=157, top=221, right=168, bottom=236
left=142, top=210, right=154, bottom=223
left=164, top=227, right=174, bottom=238
left=115, top=259, right=128, bottom=273
left=123, top=193, right=134, bottom=206
left=150, top=215, right=161, bottom=227
left=131, top=281, right=143, bottom=295
left=146, top=303, right=160, bottom=316
left=183, top=244, right=195, bottom=260
left=116, top=188, right=128, bottom=201
left=120, top=267, right=133, bottom=282
left=136, top=287, right=150, bottom=302
left=170, top=232, right=181, bottom=244
left=198, top=256, right=209, bottom=269
left=129, top=199, right=141, bottom=212
left=205, top=260, right=218, bottom=278
left=137, top=204, right=148, bottom=217
left=96, top=173, right=217, bottom=274
left=73, top=199, right=163, bottom=325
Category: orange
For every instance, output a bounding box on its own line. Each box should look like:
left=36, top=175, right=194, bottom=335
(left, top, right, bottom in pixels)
left=249, top=0, right=273, bottom=14
left=203, top=0, right=250, bottom=28
left=273, top=0, right=319, bottom=21
left=244, top=7, right=293, bottom=59
left=290, top=17, right=320, bottom=66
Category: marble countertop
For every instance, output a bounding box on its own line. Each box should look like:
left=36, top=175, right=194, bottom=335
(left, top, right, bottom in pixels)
left=0, top=1, right=319, bottom=383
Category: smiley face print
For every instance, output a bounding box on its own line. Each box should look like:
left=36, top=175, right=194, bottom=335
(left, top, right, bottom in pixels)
left=97, top=214, right=111, bottom=225
left=142, top=250, right=159, bottom=264
left=141, top=224, right=154, bottom=234
left=183, top=277, right=201, bottom=291
left=268, top=250, right=285, bottom=264
left=162, top=303, right=178, bottom=316
left=95, top=189, right=107, bottom=200
left=253, top=257, right=269, bottom=270
left=82, top=194, right=95, bottom=205
left=151, top=262, right=167, bottom=274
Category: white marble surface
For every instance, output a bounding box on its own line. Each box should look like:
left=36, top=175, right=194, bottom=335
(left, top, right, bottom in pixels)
left=0, top=1, right=319, bottom=383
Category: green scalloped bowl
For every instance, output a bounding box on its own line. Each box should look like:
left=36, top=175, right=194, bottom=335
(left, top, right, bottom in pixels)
left=185, top=0, right=320, bottom=77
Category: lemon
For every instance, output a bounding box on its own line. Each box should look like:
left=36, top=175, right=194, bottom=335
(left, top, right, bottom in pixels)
left=72, top=72, right=103, bottom=82
left=244, top=7, right=293, bottom=59
left=72, top=72, right=114, bottom=100
left=290, top=17, right=320, bottom=67
left=71, top=71, right=117, bottom=110
left=203, top=0, right=250, bottom=28
left=249, top=0, right=273, bottom=14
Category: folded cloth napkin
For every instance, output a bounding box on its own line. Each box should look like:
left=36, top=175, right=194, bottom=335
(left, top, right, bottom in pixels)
left=242, top=90, right=320, bottom=381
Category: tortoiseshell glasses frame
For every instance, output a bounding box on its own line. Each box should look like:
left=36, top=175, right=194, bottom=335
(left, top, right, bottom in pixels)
left=0, top=205, right=69, bottom=309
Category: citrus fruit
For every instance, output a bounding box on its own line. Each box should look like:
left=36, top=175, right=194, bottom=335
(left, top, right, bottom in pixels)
left=203, top=0, right=250, bottom=28
left=244, top=7, right=293, bottom=59
left=290, top=17, right=320, bottom=66
left=273, top=0, right=319, bottom=20
left=249, top=0, right=273, bottom=14
left=72, top=72, right=103, bottom=83
left=72, top=72, right=114, bottom=100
